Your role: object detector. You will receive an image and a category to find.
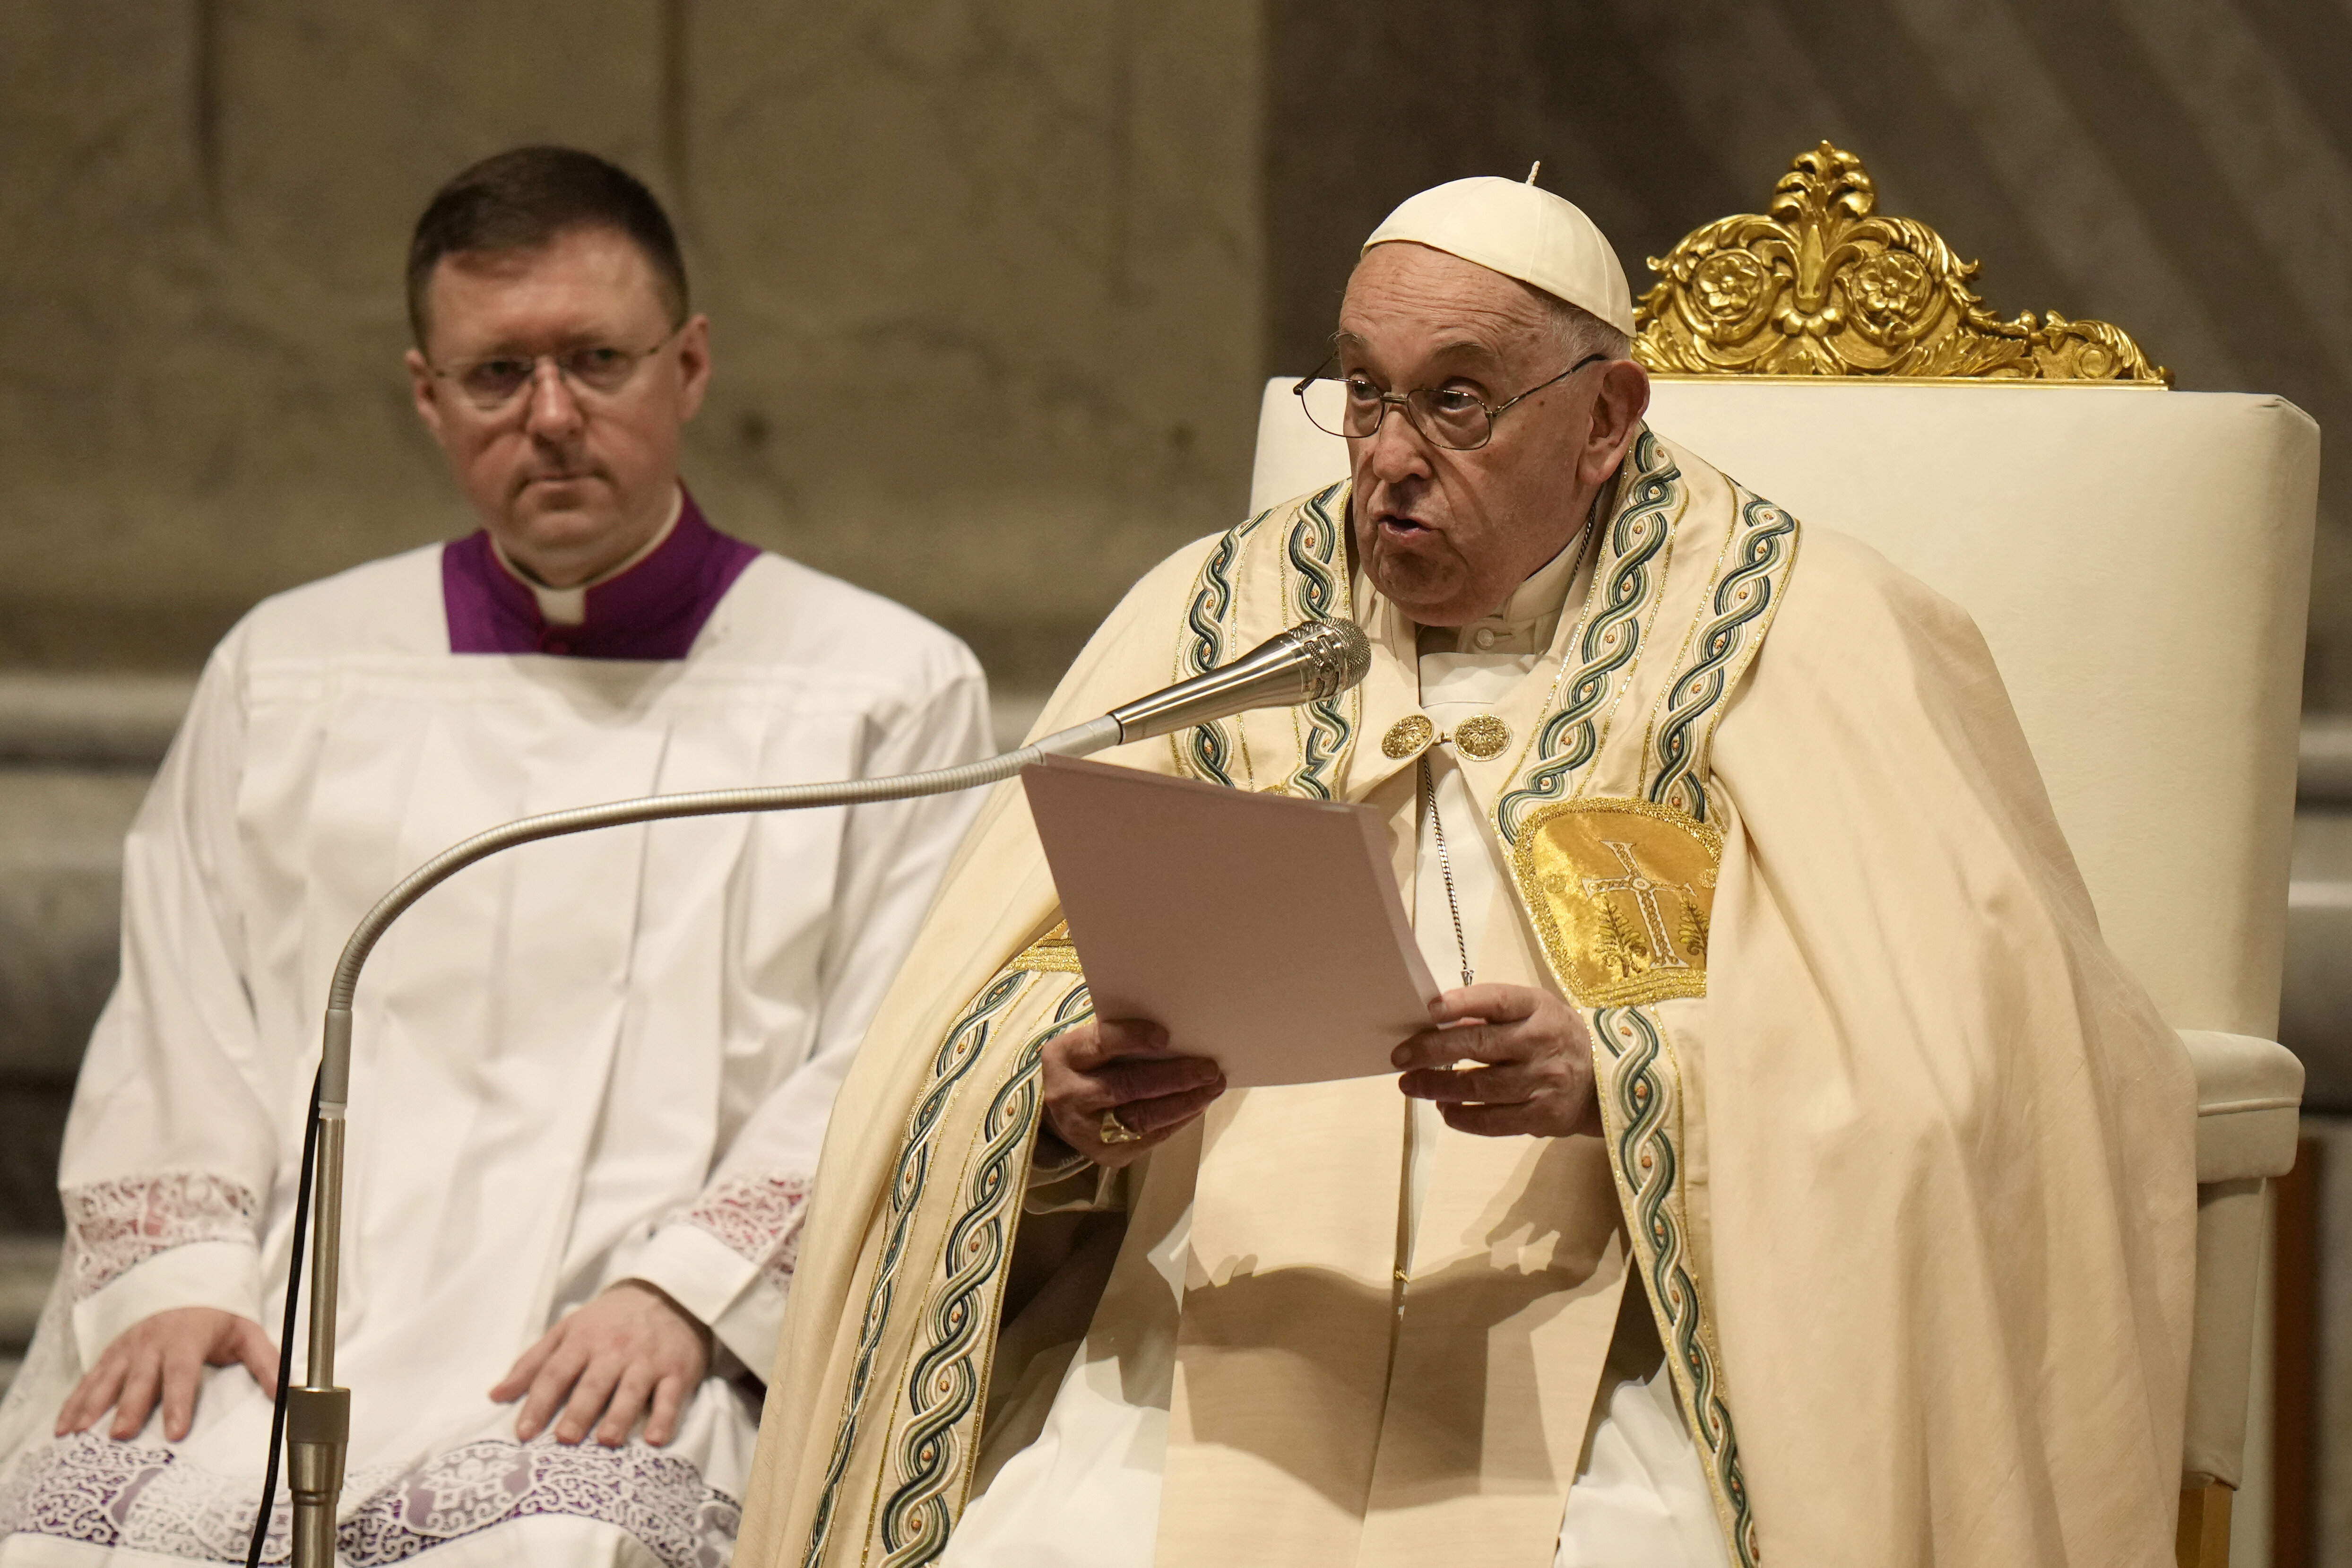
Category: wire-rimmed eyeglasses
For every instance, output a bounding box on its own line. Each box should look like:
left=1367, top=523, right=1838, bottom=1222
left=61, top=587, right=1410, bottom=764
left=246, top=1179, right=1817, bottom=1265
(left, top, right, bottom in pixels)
left=426, top=324, right=684, bottom=414
left=1291, top=349, right=1609, bottom=451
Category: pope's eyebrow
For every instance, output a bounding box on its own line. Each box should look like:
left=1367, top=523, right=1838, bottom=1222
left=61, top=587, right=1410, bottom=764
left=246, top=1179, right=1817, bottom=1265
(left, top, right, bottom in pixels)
left=1333, top=331, right=1505, bottom=369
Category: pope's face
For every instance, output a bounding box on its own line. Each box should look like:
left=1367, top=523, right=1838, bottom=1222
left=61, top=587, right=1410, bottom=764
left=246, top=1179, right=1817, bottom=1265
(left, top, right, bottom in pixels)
left=1336, top=243, right=1647, bottom=626
left=406, top=225, right=710, bottom=588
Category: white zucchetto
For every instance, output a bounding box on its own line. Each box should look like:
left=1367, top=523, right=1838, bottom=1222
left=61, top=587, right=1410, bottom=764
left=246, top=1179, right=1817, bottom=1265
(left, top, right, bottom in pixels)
left=1362, top=175, right=1635, bottom=336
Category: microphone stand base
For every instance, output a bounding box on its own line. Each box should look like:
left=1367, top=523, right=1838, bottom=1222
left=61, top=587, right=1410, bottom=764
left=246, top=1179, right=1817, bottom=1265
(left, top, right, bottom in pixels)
left=286, top=1385, right=349, bottom=1568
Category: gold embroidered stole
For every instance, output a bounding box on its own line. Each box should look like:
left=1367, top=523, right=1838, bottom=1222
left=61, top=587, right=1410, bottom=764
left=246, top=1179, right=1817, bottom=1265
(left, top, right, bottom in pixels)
left=792, top=940, right=1092, bottom=1568
left=1479, top=430, right=1800, bottom=1568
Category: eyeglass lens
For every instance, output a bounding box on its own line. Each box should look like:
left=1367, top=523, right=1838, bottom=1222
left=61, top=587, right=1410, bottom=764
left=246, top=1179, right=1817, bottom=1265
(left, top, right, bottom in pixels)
left=1352, top=380, right=1490, bottom=448
left=1300, top=378, right=1493, bottom=450
left=455, top=346, right=652, bottom=410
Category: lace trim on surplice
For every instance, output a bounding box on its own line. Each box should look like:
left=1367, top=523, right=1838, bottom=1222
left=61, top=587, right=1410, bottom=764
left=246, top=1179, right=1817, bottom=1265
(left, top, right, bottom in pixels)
left=677, top=1172, right=812, bottom=1295
left=60, top=1171, right=259, bottom=1301
left=0, top=1431, right=740, bottom=1567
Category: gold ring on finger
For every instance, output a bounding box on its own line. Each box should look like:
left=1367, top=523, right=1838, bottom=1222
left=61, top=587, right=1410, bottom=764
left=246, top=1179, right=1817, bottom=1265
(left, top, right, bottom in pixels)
left=1098, top=1108, right=1142, bottom=1145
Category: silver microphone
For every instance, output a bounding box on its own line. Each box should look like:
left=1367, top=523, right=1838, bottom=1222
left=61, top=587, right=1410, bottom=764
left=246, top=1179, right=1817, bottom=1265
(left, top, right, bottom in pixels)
left=1031, top=620, right=1375, bottom=756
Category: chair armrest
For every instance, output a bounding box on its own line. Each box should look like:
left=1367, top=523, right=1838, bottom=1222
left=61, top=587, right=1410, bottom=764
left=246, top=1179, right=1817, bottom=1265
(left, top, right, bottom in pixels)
left=2181, top=1030, right=2303, bottom=1183
left=2176, top=1030, right=2304, bottom=1496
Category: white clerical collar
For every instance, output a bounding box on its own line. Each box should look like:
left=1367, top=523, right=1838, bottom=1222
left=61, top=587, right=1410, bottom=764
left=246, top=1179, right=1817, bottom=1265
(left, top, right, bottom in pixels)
left=491, top=487, right=684, bottom=626
left=1432, top=532, right=1584, bottom=656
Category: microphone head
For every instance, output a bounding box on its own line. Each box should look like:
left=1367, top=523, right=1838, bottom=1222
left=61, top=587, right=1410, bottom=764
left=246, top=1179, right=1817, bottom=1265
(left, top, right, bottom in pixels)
left=1102, top=617, right=1375, bottom=745
left=1282, top=619, right=1373, bottom=701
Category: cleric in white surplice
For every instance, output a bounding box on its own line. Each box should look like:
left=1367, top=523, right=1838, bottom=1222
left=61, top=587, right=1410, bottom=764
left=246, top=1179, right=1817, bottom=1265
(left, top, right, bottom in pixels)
left=0, top=148, right=990, bottom=1565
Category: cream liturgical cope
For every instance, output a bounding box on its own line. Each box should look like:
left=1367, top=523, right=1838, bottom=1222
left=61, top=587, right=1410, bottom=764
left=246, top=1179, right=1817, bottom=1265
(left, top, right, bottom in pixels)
left=0, top=508, right=992, bottom=1566
left=738, top=427, right=2197, bottom=1568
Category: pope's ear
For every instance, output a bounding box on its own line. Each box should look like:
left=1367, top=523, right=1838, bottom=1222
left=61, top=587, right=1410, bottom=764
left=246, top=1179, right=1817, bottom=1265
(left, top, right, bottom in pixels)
left=406, top=348, right=450, bottom=446
left=1585, top=359, right=1650, bottom=482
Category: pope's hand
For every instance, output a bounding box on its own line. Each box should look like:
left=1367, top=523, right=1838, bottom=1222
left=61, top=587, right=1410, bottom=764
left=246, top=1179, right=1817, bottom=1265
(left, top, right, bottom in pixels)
left=1393, top=984, right=1601, bottom=1138
left=1041, top=1018, right=1226, bottom=1170
left=492, top=1280, right=710, bottom=1447
left=55, top=1307, right=280, bottom=1442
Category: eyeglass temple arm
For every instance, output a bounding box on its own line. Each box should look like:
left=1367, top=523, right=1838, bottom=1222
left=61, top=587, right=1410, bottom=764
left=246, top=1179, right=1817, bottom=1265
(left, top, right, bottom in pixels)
left=1290, top=357, right=1337, bottom=398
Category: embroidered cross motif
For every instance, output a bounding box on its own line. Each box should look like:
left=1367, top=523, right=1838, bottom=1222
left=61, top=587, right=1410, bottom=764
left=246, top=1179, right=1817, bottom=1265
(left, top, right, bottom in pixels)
left=1508, top=797, right=1723, bottom=1006
left=1580, top=841, right=1698, bottom=974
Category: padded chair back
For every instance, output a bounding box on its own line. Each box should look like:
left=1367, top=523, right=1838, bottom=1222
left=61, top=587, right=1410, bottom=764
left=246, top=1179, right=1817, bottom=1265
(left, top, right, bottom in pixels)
left=1249, top=377, right=2318, bottom=1038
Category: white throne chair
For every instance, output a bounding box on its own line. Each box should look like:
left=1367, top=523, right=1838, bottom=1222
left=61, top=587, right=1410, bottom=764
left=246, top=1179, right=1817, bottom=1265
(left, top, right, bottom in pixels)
left=1249, top=145, right=2316, bottom=1568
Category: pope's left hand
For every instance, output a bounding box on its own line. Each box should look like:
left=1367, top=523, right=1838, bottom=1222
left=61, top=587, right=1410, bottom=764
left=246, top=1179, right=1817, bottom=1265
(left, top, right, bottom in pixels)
left=492, top=1280, right=711, bottom=1447
left=1392, top=983, right=1602, bottom=1139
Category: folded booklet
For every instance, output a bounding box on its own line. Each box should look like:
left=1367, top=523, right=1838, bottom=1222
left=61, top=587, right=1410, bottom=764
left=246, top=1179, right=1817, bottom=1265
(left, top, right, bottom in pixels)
left=1021, top=754, right=1440, bottom=1088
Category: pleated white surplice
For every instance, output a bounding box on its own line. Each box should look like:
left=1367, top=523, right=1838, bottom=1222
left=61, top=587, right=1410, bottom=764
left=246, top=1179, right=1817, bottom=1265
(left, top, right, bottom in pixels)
left=0, top=541, right=992, bottom=1567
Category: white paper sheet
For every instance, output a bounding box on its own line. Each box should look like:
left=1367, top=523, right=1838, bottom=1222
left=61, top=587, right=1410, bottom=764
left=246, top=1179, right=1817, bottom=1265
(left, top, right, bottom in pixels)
left=1021, top=755, right=1440, bottom=1088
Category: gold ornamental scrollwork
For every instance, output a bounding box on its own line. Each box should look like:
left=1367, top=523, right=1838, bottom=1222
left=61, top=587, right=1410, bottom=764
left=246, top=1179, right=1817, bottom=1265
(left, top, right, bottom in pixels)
left=1633, top=142, right=2169, bottom=385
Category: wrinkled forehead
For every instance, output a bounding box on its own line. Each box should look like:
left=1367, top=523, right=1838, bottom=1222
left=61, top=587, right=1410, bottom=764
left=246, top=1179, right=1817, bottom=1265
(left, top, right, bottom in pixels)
left=1337, top=243, right=1560, bottom=368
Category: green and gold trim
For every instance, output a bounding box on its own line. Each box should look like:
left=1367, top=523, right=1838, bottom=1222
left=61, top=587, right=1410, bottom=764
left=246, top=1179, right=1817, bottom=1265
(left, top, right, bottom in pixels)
left=1171, top=478, right=1356, bottom=799
left=876, top=982, right=1097, bottom=1566
left=1283, top=484, right=1356, bottom=799
left=1496, top=429, right=1686, bottom=843
left=801, top=947, right=1092, bottom=1568
left=1175, top=506, right=1265, bottom=787
left=1643, top=489, right=1801, bottom=821
left=1592, top=1004, right=1759, bottom=1567
left=1482, top=431, right=1800, bottom=1565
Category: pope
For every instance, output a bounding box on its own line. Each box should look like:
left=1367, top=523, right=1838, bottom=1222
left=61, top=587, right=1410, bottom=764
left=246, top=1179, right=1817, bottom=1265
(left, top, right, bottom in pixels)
left=734, top=174, right=2196, bottom=1568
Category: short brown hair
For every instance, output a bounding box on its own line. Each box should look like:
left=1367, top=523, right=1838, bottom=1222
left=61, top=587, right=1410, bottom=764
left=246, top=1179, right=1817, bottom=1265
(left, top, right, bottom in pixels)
left=406, top=147, right=688, bottom=345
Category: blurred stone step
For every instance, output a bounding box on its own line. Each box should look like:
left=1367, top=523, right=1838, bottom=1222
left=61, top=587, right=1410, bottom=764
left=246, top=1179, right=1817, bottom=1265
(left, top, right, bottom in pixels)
left=0, top=1233, right=61, bottom=1402
left=0, top=675, right=194, bottom=768
left=0, top=771, right=150, bottom=1074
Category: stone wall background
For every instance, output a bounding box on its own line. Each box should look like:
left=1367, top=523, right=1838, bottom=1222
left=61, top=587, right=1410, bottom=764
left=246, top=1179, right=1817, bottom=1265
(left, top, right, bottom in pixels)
left=1264, top=0, right=2352, bottom=708
left=9, top=1, right=2352, bottom=701
left=0, top=0, right=1263, bottom=687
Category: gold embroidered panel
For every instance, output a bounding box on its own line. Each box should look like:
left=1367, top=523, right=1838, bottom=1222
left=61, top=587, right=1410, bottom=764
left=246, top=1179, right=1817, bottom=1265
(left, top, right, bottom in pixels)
left=1012, top=918, right=1083, bottom=975
left=1633, top=142, right=2168, bottom=385
left=1511, top=799, right=1722, bottom=1007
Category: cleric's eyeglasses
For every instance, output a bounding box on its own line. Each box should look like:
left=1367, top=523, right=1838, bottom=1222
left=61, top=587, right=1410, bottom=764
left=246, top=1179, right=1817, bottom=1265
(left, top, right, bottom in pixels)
left=1291, top=350, right=1609, bottom=451
left=427, top=325, right=683, bottom=413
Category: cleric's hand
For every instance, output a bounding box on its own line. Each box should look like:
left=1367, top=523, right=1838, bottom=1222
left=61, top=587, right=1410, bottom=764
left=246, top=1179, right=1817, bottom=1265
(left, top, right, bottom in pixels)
left=1041, top=1018, right=1226, bottom=1171
left=493, top=1279, right=710, bottom=1447
left=55, top=1307, right=280, bottom=1442
left=1393, top=984, right=1601, bottom=1139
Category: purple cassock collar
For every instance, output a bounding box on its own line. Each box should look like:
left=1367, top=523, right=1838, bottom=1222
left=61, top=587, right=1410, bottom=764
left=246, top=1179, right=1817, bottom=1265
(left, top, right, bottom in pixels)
left=441, top=490, right=759, bottom=660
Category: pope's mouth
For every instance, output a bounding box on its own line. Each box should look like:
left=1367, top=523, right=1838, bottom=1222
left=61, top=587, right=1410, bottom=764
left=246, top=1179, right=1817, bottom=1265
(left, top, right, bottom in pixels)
left=1376, top=510, right=1435, bottom=541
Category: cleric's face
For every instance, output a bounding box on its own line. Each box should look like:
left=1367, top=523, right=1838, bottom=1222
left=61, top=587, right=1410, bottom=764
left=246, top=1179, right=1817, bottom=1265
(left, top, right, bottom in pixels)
left=1336, top=242, right=1643, bottom=627
left=405, top=225, right=710, bottom=587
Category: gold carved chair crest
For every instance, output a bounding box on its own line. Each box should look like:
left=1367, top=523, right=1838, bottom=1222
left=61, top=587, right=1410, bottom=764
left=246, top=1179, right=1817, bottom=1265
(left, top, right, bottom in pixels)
left=1632, top=142, right=2168, bottom=385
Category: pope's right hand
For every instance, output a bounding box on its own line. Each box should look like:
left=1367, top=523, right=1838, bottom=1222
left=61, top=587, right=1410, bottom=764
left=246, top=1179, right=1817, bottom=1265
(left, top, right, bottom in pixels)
left=1041, top=1018, right=1225, bottom=1170
left=55, top=1307, right=280, bottom=1443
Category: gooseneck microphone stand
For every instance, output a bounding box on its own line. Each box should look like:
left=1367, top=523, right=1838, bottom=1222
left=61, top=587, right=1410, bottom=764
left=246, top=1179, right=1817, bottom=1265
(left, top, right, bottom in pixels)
left=270, top=722, right=1111, bottom=1566
left=264, top=618, right=1369, bottom=1568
